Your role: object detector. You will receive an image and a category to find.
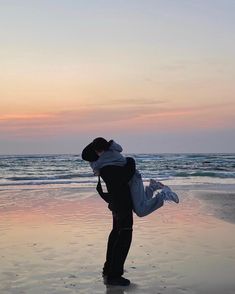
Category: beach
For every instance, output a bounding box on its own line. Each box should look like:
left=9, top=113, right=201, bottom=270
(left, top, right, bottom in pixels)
left=1, top=184, right=235, bottom=294
left=2, top=0, right=235, bottom=292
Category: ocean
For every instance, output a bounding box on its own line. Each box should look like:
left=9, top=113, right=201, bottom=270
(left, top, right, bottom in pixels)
left=0, top=153, right=235, bottom=190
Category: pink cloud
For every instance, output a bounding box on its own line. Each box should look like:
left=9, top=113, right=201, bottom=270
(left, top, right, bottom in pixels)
left=0, top=102, right=234, bottom=138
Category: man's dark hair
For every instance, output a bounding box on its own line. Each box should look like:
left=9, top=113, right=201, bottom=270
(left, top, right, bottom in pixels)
left=92, top=137, right=111, bottom=152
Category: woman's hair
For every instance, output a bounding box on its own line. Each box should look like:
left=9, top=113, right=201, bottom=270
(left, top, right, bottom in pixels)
left=92, top=137, right=111, bottom=152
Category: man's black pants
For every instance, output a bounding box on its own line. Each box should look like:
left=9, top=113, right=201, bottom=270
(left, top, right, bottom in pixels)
left=103, top=209, right=133, bottom=278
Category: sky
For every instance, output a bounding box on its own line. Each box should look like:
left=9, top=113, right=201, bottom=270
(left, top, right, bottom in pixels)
left=1, top=0, right=235, bottom=154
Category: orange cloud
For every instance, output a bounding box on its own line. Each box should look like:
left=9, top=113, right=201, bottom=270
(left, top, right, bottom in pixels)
left=0, top=114, right=53, bottom=121
left=0, top=102, right=234, bottom=138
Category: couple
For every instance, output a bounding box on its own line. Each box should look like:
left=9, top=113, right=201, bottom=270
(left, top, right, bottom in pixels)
left=82, top=137, right=179, bottom=287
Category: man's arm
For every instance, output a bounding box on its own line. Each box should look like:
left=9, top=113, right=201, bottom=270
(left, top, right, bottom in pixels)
left=96, top=177, right=110, bottom=204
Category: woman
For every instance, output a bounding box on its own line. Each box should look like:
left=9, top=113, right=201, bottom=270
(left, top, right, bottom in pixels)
left=85, top=137, right=179, bottom=217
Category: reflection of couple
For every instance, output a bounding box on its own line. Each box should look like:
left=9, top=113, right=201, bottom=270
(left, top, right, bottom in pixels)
left=82, top=137, right=179, bottom=287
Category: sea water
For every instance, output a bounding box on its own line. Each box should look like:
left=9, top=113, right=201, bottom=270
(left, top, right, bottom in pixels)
left=0, top=153, right=235, bottom=190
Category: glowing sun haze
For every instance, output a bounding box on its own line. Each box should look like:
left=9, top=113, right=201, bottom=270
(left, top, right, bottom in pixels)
left=1, top=0, right=235, bottom=154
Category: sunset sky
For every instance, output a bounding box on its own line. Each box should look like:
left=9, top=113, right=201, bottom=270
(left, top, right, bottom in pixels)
left=1, top=0, right=235, bottom=154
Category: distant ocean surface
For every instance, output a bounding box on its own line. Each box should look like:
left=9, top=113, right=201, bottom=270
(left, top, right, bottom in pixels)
left=0, top=153, right=235, bottom=190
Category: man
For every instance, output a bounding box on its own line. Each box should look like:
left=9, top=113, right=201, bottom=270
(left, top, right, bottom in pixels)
left=82, top=138, right=136, bottom=286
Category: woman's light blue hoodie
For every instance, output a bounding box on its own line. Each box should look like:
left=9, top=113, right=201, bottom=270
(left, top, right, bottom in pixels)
left=90, top=141, right=126, bottom=175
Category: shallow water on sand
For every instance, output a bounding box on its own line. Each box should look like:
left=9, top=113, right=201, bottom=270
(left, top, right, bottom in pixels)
left=1, top=186, right=235, bottom=293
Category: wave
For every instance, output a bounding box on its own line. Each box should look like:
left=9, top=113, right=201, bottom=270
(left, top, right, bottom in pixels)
left=1, top=154, right=235, bottom=189
left=174, top=171, right=235, bottom=178
left=0, top=179, right=96, bottom=187
left=6, top=173, right=93, bottom=181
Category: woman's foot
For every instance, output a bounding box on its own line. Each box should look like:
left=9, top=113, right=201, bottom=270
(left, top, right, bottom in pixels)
left=149, top=179, right=164, bottom=190
left=161, top=186, right=179, bottom=203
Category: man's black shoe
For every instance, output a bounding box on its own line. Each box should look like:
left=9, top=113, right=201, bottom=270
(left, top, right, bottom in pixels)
left=105, top=276, right=130, bottom=286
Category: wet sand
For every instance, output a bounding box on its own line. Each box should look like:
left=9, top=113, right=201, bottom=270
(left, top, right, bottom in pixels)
left=0, top=187, right=235, bottom=294
left=194, top=190, right=235, bottom=224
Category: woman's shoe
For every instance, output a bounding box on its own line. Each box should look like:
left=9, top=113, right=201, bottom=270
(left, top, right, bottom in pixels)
left=149, top=179, right=164, bottom=190
left=161, top=186, right=179, bottom=203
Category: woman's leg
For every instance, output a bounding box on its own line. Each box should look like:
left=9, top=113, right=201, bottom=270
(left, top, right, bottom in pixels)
left=130, top=172, right=164, bottom=217
left=133, top=193, right=164, bottom=217
left=145, top=185, right=154, bottom=200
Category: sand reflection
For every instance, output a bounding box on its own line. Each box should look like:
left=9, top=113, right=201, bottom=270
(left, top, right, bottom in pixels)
left=0, top=188, right=235, bottom=293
